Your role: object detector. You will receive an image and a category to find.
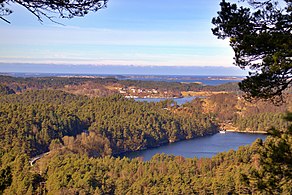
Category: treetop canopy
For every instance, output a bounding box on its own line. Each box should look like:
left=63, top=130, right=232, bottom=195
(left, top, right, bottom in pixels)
left=212, top=0, right=291, bottom=102
left=0, top=0, right=108, bottom=24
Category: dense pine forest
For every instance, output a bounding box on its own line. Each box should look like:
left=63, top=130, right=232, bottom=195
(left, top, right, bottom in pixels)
left=185, top=93, right=292, bottom=133
left=0, top=77, right=291, bottom=194
left=0, top=89, right=216, bottom=157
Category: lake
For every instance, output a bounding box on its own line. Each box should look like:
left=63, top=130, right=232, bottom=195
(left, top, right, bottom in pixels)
left=120, top=132, right=267, bottom=160
left=135, top=96, right=201, bottom=105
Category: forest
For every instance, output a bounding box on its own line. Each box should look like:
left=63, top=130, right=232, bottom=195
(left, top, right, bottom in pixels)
left=0, top=88, right=217, bottom=157
left=0, top=79, right=291, bottom=194
left=185, top=93, right=292, bottom=133
left=0, top=75, right=240, bottom=97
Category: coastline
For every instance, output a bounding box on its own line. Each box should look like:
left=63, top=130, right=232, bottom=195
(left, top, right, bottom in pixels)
left=225, top=129, right=267, bottom=134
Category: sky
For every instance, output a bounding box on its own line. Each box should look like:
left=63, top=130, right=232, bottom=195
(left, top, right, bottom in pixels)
left=0, top=0, right=247, bottom=75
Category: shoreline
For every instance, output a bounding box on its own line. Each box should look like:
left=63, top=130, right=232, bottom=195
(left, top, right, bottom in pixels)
left=225, top=129, right=267, bottom=134
left=125, top=91, right=234, bottom=99
left=181, top=91, right=230, bottom=97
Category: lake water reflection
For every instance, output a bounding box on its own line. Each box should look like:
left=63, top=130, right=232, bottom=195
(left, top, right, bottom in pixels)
left=120, top=132, right=267, bottom=161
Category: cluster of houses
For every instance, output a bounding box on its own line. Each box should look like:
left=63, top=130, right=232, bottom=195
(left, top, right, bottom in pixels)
left=118, top=86, right=180, bottom=98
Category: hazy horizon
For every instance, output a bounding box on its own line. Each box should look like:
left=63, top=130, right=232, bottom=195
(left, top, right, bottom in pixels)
left=0, top=63, right=248, bottom=76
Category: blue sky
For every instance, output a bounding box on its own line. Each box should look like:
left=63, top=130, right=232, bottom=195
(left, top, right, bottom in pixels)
left=0, top=0, right=246, bottom=75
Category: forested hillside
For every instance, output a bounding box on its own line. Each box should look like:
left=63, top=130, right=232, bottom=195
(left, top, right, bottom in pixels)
left=0, top=75, right=240, bottom=97
left=22, top=143, right=262, bottom=194
left=0, top=88, right=220, bottom=194
left=0, top=80, right=290, bottom=194
left=185, top=93, right=292, bottom=133
left=0, top=89, right=216, bottom=158
left=2, top=132, right=291, bottom=194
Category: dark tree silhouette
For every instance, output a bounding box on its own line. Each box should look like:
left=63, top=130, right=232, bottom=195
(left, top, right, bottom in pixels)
left=213, top=2, right=292, bottom=193
left=212, top=0, right=292, bottom=102
left=0, top=0, right=108, bottom=24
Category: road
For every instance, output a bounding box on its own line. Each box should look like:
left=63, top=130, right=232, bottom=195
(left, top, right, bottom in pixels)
left=29, top=152, right=50, bottom=166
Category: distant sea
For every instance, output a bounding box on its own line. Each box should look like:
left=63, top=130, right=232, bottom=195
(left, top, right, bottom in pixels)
left=116, top=75, right=243, bottom=86
left=1, top=72, right=243, bottom=86
left=0, top=64, right=248, bottom=76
